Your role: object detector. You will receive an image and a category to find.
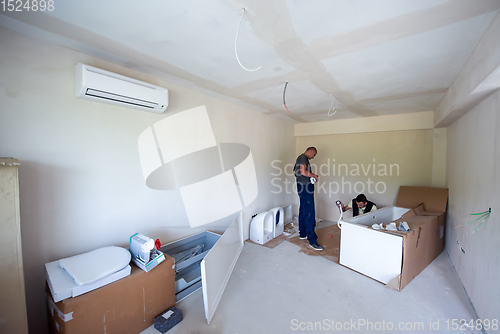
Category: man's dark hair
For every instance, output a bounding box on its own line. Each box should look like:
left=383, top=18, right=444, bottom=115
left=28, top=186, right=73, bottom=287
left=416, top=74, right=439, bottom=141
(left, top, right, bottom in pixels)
left=356, top=194, right=367, bottom=203
left=306, top=147, right=317, bottom=153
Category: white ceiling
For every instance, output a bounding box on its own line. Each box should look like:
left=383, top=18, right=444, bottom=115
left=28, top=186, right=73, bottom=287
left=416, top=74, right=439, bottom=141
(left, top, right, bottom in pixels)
left=1, top=0, right=499, bottom=122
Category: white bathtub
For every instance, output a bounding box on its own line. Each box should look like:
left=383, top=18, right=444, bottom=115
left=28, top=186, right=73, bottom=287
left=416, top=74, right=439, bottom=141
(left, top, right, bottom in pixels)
left=339, top=206, right=410, bottom=285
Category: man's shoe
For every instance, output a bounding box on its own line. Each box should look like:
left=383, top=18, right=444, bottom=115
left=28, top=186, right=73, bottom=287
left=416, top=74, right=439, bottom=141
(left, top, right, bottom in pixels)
left=299, top=235, right=307, bottom=240
left=309, top=243, right=323, bottom=251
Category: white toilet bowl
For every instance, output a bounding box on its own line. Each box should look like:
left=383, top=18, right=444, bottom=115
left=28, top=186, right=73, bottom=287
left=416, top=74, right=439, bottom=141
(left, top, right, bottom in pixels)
left=249, top=211, right=274, bottom=245
left=283, top=204, right=293, bottom=224
left=270, top=207, right=285, bottom=238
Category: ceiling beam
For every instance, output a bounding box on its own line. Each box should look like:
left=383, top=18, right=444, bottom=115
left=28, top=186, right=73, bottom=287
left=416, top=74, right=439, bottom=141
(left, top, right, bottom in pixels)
left=222, top=0, right=379, bottom=118
left=227, top=0, right=500, bottom=101
left=0, top=10, right=307, bottom=122
left=434, top=11, right=500, bottom=127
left=309, top=0, right=500, bottom=59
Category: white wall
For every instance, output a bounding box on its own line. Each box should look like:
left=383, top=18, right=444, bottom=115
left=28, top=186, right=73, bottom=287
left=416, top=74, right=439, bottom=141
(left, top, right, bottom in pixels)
left=0, top=28, right=296, bottom=333
left=431, top=128, right=447, bottom=188
left=295, top=130, right=435, bottom=221
left=436, top=11, right=500, bottom=328
left=446, top=90, right=500, bottom=326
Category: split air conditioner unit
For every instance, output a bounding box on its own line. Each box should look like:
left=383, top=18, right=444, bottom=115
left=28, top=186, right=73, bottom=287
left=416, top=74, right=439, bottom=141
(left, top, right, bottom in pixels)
left=75, top=63, right=168, bottom=113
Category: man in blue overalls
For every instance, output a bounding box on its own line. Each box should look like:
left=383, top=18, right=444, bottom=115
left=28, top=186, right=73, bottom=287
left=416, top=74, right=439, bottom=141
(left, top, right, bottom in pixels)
left=294, top=147, right=322, bottom=251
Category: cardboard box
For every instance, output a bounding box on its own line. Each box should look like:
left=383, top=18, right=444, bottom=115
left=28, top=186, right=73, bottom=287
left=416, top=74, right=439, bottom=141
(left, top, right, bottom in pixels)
left=47, top=255, right=175, bottom=334
left=340, top=186, right=448, bottom=291
left=396, top=186, right=448, bottom=257
left=385, top=214, right=441, bottom=290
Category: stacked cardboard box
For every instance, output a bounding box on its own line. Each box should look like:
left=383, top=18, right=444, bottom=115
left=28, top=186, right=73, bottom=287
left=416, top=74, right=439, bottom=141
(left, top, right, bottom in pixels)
left=387, top=186, right=449, bottom=290
left=47, top=255, right=175, bottom=334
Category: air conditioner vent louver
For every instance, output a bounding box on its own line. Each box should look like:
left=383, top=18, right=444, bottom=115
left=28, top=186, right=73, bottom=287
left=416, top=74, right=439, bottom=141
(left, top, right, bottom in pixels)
left=85, top=89, right=158, bottom=109
left=75, top=63, right=168, bottom=113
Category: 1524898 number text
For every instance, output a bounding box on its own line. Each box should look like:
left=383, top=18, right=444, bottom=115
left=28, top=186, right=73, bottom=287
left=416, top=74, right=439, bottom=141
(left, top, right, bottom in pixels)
left=1, top=0, right=54, bottom=11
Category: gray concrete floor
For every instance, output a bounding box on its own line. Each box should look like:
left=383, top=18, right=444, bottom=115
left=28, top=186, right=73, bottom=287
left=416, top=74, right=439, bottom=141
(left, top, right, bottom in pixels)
left=141, top=221, right=481, bottom=334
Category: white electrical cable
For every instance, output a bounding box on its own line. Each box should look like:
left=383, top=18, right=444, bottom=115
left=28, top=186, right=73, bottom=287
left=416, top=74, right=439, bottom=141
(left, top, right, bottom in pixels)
left=336, top=200, right=343, bottom=229
left=235, top=8, right=262, bottom=72
left=424, top=133, right=439, bottom=151
left=327, top=94, right=337, bottom=117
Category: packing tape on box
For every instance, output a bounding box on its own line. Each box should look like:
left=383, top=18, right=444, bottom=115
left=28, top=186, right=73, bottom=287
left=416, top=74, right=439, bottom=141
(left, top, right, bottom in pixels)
left=47, top=295, right=73, bottom=322
left=138, top=105, right=258, bottom=228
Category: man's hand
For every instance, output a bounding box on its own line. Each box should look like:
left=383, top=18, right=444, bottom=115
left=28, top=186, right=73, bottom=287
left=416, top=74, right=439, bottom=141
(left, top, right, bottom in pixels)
left=300, top=164, right=318, bottom=180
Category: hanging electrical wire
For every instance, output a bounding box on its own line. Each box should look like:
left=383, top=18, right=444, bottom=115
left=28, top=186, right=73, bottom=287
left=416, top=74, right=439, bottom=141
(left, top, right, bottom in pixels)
left=327, top=94, right=337, bottom=117
left=283, top=81, right=291, bottom=113
left=234, top=8, right=262, bottom=72
left=425, top=133, right=440, bottom=151
left=455, top=208, right=491, bottom=233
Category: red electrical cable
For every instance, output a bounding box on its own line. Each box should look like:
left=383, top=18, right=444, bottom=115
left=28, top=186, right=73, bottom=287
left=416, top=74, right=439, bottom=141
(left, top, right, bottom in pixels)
left=283, top=81, right=291, bottom=113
